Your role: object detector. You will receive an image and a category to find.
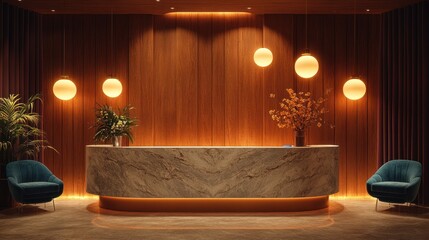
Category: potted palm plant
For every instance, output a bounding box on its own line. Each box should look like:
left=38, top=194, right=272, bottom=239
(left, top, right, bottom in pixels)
left=0, top=94, right=56, bottom=209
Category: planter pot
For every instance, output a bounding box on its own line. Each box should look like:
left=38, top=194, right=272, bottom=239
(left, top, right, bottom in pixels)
left=113, top=136, right=123, bottom=147
left=295, top=130, right=305, bottom=147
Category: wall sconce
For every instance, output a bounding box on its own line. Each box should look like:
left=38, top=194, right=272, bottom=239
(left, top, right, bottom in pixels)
left=102, top=78, right=123, bottom=98
left=343, top=78, right=366, bottom=100
left=254, top=48, right=273, bottom=67
left=53, top=77, right=77, bottom=100
left=295, top=53, right=319, bottom=78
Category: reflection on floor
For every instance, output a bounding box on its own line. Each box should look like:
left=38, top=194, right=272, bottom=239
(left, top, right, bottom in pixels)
left=1, top=198, right=429, bottom=239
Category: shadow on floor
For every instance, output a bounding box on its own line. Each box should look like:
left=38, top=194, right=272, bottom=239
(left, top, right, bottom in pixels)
left=378, top=204, right=429, bottom=219
left=0, top=204, right=54, bottom=219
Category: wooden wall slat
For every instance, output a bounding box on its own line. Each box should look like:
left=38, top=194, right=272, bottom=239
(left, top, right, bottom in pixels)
left=367, top=15, right=381, bottom=179
left=81, top=15, right=97, bottom=196
left=356, top=15, right=370, bottom=195
left=176, top=14, right=198, bottom=145
left=129, top=15, right=155, bottom=146
left=238, top=14, right=263, bottom=145
left=321, top=15, right=336, bottom=145
left=197, top=14, right=213, bottom=146
left=224, top=15, right=240, bottom=146
left=307, top=15, right=324, bottom=145
left=211, top=14, right=226, bottom=146
left=153, top=15, right=177, bottom=145
left=334, top=15, right=349, bottom=196
left=263, top=15, right=295, bottom=146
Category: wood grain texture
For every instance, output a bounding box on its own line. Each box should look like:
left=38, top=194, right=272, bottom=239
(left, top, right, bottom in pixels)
left=1, top=4, right=41, bottom=98
left=36, top=13, right=381, bottom=197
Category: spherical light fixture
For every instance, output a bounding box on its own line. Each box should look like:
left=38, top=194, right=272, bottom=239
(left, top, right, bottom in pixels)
left=53, top=78, right=77, bottom=100
left=253, top=48, right=273, bottom=67
left=102, top=78, right=123, bottom=98
left=343, top=78, right=366, bottom=100
left=294, top=53, right=319, bottom=78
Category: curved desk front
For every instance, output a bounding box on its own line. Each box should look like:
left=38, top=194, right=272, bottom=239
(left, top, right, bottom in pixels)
left=86, top=145, right=339, bottom=212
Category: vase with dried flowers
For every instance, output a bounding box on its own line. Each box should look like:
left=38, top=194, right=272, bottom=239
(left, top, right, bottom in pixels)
left=93, top=104, right=137, bottom=146
left=269, top=88, right=328, bottom=147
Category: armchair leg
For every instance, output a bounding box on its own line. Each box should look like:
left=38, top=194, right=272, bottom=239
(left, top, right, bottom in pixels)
left=52, top=199, right=56, bottom=211
left=17, top=203, right=23, bottom=214
left=375, top=199, right=379, bottom=211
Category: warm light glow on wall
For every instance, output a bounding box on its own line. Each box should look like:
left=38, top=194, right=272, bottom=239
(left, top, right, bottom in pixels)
left=343, top=78, right=366, bottom=100
left=53, top=78, right=77, bottom=100
left=102, top=78, right=123, bottom=98
left=294, top=53, right=319, bottom=78
left=253, top=48, right=273, bottom=67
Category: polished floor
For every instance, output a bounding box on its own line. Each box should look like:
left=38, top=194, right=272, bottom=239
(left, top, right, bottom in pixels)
left=1, top=198, right=429, bottom=239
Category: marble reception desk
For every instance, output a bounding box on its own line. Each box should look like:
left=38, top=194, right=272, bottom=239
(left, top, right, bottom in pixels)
left=86, top=145, right=339, bottom=211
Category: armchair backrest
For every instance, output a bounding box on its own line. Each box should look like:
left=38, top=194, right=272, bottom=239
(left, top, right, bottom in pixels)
left=376, top=160, right=422, bottom=182
left=6, top=160, right=54, bottom=184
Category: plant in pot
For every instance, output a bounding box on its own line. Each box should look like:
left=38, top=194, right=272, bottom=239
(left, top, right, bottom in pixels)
left=268, top=88, right=329, bottom=146
left=0, top=94, right=57, bottom=209
left=93, top=104, right=136, bottom=146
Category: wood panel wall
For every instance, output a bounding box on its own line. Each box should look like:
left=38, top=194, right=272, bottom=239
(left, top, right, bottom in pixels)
left=40, top=13, right=380, bottom=197
left=1, top=3, right=41, bottom=99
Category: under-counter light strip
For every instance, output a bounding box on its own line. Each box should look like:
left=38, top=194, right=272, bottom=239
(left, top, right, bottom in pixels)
left=165, top=12, right=251, bottom=15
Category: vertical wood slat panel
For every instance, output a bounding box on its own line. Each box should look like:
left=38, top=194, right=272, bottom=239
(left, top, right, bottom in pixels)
left=211, top=14, right=226, bottom=146
left=224, top=15, right=240, bottom=146
left=61, top=15, right=73, bottom=195
left=367, top=15, right=381, bottom=180
left=71, top=15, right=84, bottom=195
left=238, top=15, right=263, bottom=146
left=307, top=15, right=325, bottom=145
left=263, top=15, right=295, bottom=146
left=153, top=15, right=177, bottom=145
left=129, top=15, right=154, bottom=146
left=176, top=14, right=198, bottom=145
left=197, top=14, right=213, bottom=146
left=345, top=14, right=358, bottom=197
left=82, top=15, right=97, bottom=196
left=321, top=15, right=336, bottom=145
left=334, top=15, right=349, bottom=196
left=356, top=15, right=369, bottom=195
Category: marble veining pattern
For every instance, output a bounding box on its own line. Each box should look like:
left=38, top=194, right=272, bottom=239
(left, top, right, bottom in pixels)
left=86, top=146, right=338, bottom=198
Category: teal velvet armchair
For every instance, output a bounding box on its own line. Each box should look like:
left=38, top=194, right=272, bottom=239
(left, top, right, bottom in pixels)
left=6, top=160, right=63, bottom=210
left=367, top=160, right=421, bottom=210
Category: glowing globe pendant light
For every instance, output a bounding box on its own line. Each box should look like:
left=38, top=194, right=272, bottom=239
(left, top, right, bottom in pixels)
left=53, top=77, right=77, bottom=101
left=343, top=78, right=366, bottom=100
left=295, top=53, right=319, bottom=78
left=103, top=78, right=123, bottom=98
left=254, top=48, right=273, bottom=67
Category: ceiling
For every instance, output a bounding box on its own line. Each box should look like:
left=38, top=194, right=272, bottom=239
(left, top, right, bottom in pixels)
left=5, top=0, right=422, bottom=14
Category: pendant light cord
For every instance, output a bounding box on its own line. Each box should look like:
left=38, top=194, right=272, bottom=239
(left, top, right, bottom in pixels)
left=262, top=15, right=265, bottom=46
left=353, top=0, right=357, bottom=76
left=63, top=15, right=66, bottom=76
left=110, top=12, right=114, bottom=77
left=305, top=0, right=308, bottom=50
